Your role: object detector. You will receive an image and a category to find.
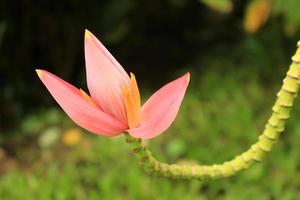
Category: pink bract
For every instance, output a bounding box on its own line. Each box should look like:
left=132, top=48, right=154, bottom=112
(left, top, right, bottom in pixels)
left=36, top=30, right=190, bottom=139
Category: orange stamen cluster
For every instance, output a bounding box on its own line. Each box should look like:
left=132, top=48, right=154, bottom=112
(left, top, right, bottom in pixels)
left=123, top=73, right=141, bottom=128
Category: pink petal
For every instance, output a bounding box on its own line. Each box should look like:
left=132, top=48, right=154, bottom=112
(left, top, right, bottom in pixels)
left=36, top=69, right=127, bottom=136
left=128, top=73, right=190, bottom=139
left=84, top=30, right=130, bottom=124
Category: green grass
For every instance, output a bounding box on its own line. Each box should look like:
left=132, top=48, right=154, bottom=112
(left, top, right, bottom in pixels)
left=1, top=68, right=300, bottom=199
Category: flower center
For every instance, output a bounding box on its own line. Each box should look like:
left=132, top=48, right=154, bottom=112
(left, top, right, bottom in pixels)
left=123, top=73, right=141, bottom=128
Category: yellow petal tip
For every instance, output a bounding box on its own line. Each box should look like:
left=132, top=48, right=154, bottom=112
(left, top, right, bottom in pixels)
left=130, top=72, right=137, bottom=81
left=35, top=69, right=43, bottom=78
left=186, top=72, right=190, bottom=84
left=85, top=29, right=93, bottom=39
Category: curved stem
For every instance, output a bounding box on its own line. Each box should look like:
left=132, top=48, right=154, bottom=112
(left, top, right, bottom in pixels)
left=126, top=41, right=300, bottom=180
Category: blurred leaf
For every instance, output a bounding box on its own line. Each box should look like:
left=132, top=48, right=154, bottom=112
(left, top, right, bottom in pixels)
left=0, top=21, right=5, bottom=45
left=167, top=0, right=187, bottom=8
left=38, top=127, right=60, bottom=148
left=244, top=0, right=272, bottom=33
left=0, top=147, right=6, bottom=161
left=273, top=0, right=300, bottom=36
left=284, top=0, right=300, bottom=35
left=101, top=0, right=133, bottom=43
left=200, top=0, right=233, bottom=13
left=284, top=24, right=296, bottom=36
left=166, top=138, right=186, bottom=158
left=21, top=115, right=44, bottom=134
left=44, top=109, right=63, bottom=125
left=104, top=23, right=130, bottom=43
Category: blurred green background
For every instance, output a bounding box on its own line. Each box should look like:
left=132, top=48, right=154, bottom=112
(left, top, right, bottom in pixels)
left=1, top=0, right=300, bottom=199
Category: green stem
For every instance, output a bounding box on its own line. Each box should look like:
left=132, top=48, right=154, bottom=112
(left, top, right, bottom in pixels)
left=126, top=41, right=300, bottom=180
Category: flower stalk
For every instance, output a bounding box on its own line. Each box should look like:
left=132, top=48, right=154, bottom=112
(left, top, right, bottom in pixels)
left=126, top=41, right=300, bottom=180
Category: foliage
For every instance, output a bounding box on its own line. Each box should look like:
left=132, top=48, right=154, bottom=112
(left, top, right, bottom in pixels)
left=1, top=67, right=300, bottom=199
left=201, top=0, right=300, bottom=35
left=200, top=0, right=233, bottom=13
left=244, top=0, right=272, bottom=34
left=273, top=0, right=300, bottom=35
left=0, top=21, right=5, bottom=45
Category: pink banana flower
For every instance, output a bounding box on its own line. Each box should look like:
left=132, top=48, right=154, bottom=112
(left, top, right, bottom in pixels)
left=36, top=30, right=190, bottom=139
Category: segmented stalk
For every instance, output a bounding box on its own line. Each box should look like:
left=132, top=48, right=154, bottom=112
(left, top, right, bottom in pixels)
left=126, top=41, right=300, bottom=180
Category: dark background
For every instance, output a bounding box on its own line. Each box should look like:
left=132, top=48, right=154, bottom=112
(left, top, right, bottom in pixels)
left=0, top=0, right=260, bottom=134
left=2, top=0, right=299, bottom=135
